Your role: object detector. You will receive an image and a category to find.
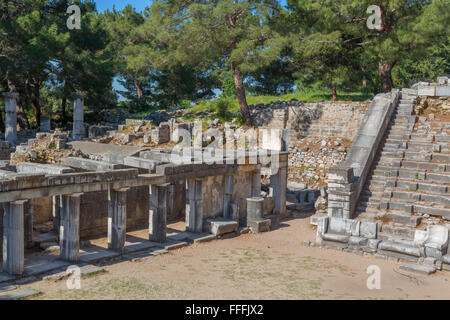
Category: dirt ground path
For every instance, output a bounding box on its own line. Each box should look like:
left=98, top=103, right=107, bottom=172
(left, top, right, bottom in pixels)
left=24, top=215, right=450, bottom=300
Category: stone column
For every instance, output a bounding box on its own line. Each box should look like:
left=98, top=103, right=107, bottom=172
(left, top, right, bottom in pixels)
left=327, top=166, right=356, bottom=219
left=108, top=187, right=128, bottom=252
left=186, top=178, right=203, bottom=233
left=223, top=174, right=234, bottom=219
left=52, top=195, right=62, bottom=232
left=24, top=199, right=34, bottom=249
left=149, top=184, right=168, bottom=243
left=59, top=193, right=82, bottom=262
left=39, top=115, right=51, bottom=132
left=270, top=167, right=287, bottom=215
left=3, top=92, right=19, bottom=147
left=270, top=152, right=288, bottom=216
left=72, top=92, right=86, bottom=140
left=2, top=200, right=25, bottom=275
left=252, top=169, right=261, bottom=197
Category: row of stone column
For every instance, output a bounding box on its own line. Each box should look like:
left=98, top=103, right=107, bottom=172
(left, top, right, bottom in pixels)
left=2, top=168, right=281, bottom=276
left=1, top=92, right=86, bottom=147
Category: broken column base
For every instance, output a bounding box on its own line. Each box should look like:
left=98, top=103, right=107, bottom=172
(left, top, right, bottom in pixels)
left=203, top=218, right=238, bottom=237
left=247, top=218, right=271, bottom=233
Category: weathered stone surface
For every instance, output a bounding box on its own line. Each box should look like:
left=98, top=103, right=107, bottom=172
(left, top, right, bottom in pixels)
left=59, top=193, right=82, bottom=262
left=108, top=188, right=128, bottom=253
left=378, top=240, right=421, bottom=257
left=248, top=218, right=271, bottom=233
left=17, top=162, right=74, bottom=175
left=72, top=92, right=86, bottom=140
left=418, top=86, right=436, bottom=96
left=247, top=197, right=264, bottom=221
left=149, top=184, right=168, bottom=243
left=3, top=92, right=19, bottom=147
left=2, top=200, right=25, bottom=275
left=436, top=86, right=450, bottom=97
left=62, top=157, right=124, bottom=171
left=204, top=219, right=238, bottom=236
left=399, top=263, right=436, bottom=275
left=0, top=287, right=40, bottom=300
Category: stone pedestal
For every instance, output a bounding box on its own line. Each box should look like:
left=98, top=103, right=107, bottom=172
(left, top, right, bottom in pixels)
left=2, top=200, right=25, bottom=275
left=72, top=93, right=86, bottom=140
left=247, top=197, right=264, bottom=220
left=186, top=178, right=203, bottom=233
left=108, top=188, right=128, bottom=252
left=3, top=92, right=19, bottom=147
left=149, top=184, right=168, bottom=243
left=59, top=193, right=82, bottom=262
left=24, top=199, right=34, bottom=249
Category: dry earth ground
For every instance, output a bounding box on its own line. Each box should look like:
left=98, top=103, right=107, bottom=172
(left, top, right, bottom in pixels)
left=23, top=214, right=450, bottom=300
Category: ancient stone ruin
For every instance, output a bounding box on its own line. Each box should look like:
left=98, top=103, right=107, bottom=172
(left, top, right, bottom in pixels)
left=0, top=77, right=449, bottom=286
left=315, top=77, right=450, bottom=275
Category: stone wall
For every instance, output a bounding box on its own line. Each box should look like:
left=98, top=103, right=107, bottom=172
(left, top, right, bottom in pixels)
left=250, top=100, right=369, bottom=141
left=34, top=197, right=53, bottom=224
left=202, top=175, right=225, bottom=219
left=232, top=171, right=254, bottom=223
left=78, top=186, right=149, bottom=238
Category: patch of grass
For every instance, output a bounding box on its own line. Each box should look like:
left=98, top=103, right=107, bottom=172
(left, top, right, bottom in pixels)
left=187, top=89, right=371, bottom=116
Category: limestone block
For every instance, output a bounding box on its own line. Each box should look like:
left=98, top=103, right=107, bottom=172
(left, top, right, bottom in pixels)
left=418, top=86, right=436, bottom=96
left=437, top=76, right=449, bottom=85
left=436, top=86, right=450, bottom=97
left=246, top=197, right=264, bottom=221
left=424, top=225, right=449, bottom=251
left=360, top=220, right=378, bottom=239
left=378, top=240, right=421, bottom=257
left=328, top=166, right=354, bottom=184
left=248, top=218, right=271, bottom=233
left=204, top=219, right=238, bottom=236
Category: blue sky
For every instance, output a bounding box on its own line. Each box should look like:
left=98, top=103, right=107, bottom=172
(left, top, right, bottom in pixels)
left=94, top=0, right=287, bottom=12
left=95, top=0, right=152, bottom=12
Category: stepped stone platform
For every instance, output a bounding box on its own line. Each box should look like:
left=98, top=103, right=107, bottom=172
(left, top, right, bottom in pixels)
left=319, top=77, right=450, bottom=273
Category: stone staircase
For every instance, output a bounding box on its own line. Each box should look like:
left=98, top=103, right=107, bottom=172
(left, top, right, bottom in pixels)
left=355, top=88, right=450, bottom=242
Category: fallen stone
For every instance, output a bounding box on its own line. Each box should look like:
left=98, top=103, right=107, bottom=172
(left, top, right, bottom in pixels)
left=204, top=219, right=238, bottom=236
left=248, top=218, right=271, bottom=233
left=399, top=263, right=436, bottom=275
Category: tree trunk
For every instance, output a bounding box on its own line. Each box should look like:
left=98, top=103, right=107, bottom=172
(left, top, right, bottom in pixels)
left=231, top=61, right=253, bottom=126
left=134, top=78, right=143, bottom=100
left=16, top=100, right=30, bottom=130
left=330, top=67, right=337, bottom=102
left=378, top=60, right=395, bottom=93
left=362, top=66, right=367, bottom=89
left=332, top=83, right=337, bottom=102
left=29, top=85, right=41, bottom=131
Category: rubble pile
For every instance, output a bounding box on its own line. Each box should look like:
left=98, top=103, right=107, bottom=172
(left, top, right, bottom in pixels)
left=287, top=137, right=351, bottom=188
left=10, top=132, right=88, bottom=165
